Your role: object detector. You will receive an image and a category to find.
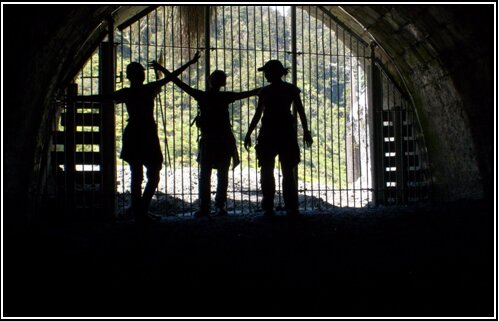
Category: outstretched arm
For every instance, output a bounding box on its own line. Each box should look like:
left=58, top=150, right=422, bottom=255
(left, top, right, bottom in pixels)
left=294, top=95, right=313, bottom=147
left=150, top=51, right=201, bottom=89
left=230, top=87, right=262, bottom=101
left=244, top=98, right=264, bottom=151
left=157, top=67, right=203, bottom=100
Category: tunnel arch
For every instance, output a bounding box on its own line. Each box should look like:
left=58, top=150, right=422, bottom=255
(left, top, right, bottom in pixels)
left=3, top=4, right=493, bottom=225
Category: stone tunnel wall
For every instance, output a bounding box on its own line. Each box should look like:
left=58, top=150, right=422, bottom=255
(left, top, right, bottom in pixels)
left=329, top=5, right=493, bottom=200
left=3, top=5, right=116, bottom=227
left=3, top=5, right=494, bottom=227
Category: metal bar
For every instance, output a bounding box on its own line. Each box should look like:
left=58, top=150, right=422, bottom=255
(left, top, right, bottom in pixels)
left=290, top=6, right=299, bottom=207
left=205, top=6, right=211, bottom=90
left=284, top=5, right=288, bottom=55
left=343, top=28, right=349, bottom=207
left=317, top=6, right=322, bottom=209
left=137, top=45, right=367, bottom=57
left=119, top=29, right=125, bottom=215
left=299, top=7, right=307, bottom=210
left=100, top=18, right=116, bottom=219
left=138, top=18, right=141, bottom=65
left=180, top=6, right=185, bottom=213
left=322, top=9, right=328, bottom=206
left=275, top=6, right=279, bottom=60
left=374, top=57, right=410, bottom=102
left=268, top=6, right=271, bottom=59
left=188, top=8, right=193, bottom=214
left=117, top=6, right=159, bottom=31
left=152, top=8, right=160, bottom=212
left=230, top=6, right=236, bottom=209
left=329, top=15, right=336, bottom=207
left=165, top=7, right=170, bottom=205
left=87, top=51, right=93, bottom=211
left=245, top=5, right=252, bottom=212
left=237, top=6, right=243, bottom=213
left=171, top=7, right=177, bottom=203
left=369, top=43, right=381, bottom=205
left=307, top=5, right=313, bottom=210
left=349, top=33, right=354, bottom=207
left=384, top=74, right=390, bottom=204
left=146, top=13, right=150, bottom=80
left=317, top=6, right=369, bottom=48
left=356, top=39, right=363, bottom=207
left=65, top=84, right=77, bottom=212
left=255, top=6, right=260, bottom=209
left=335, top=21, right=342, bottom=207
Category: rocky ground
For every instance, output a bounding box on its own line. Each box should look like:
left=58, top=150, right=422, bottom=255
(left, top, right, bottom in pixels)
left=115, top=165, right=374, bottom=218
left=3, top=199, right=494, bottom=317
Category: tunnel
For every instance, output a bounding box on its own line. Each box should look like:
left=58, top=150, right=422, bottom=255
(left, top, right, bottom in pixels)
left=3, top=4, right=495, bottom=317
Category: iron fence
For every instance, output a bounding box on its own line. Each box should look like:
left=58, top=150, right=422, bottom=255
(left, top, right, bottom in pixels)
left=50, top=5, right=429, bottom=217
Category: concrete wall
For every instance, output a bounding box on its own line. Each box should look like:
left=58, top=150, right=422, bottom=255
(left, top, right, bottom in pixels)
left=3, top=5, right=494, bottom=227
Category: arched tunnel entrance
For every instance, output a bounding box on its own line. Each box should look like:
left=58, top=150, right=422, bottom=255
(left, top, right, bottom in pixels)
left=51, top=6, right=431, bottom=218
left=3, top=4, right=494, bottom=317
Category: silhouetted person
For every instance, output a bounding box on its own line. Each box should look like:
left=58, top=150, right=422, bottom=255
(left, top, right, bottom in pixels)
left=151, top=63, right=260, bottom=217
left=79, top=52, right=200, bottom=222
left=245, top=60, right=313, bottom=217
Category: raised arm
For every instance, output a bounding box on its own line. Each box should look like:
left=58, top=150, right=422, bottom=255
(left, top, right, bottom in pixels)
left=150, top=51, right=201, bottom=89
left=293, top=95, right=313, bottom=147
left=244, top=97, right=265, bottom=151
left=158, top=67, right=203, bottom=100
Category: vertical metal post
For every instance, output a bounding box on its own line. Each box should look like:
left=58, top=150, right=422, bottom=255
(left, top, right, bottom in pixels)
left=205, top=6, right=211, bottom=90
left=329, top=18, right=336, bottom=206
left=393, top=106, right=404, bottom=203
left=101, top=18, right=116, bottom=219
left=291, top=6, right=298, bottom=96
left=65, top=84, right=77, bottom=213
left=180, top=9, right=186, bottom=209
left=369, top=43, right=383, bottom=205
left=291, top=6, right=299, bottom=194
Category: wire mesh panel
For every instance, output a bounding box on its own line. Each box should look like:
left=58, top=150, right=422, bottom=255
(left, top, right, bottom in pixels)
left=210, top=6, right=292, bottom=213
left=116, top=6, right=204, bottom=216
left=113, top=5, right=375, bottom=215
left=296, top=6, right=372, bottom=209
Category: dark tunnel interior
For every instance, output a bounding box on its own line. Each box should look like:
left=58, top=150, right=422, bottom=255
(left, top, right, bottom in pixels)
left=2, top=4, right=496, bottom=317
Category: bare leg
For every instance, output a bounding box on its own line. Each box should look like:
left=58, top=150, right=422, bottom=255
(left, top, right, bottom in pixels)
left=281, top=163, right=298, bottom=212
left=142, top=166, right=161, bottom=215
left=130, top=163, right=144, bottom=216
left=198, top=162, right=212, bottom=213
left=260, top=158, right=276, bottom=212
left=215, top=163, right=230, bottom=215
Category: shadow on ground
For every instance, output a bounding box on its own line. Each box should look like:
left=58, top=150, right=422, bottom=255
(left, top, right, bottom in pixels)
left=3, top=200, right=494, bottom=317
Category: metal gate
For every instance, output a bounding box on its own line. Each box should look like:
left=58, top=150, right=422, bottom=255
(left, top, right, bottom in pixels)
left=50, top=5, right=430, bottom=217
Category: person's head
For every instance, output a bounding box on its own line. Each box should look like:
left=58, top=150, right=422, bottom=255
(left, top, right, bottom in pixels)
left=258, top=60, right=289, bottom=83
left=209, top=70, right=227, bottom=89
left=126, top=62, right=146, bottom=84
